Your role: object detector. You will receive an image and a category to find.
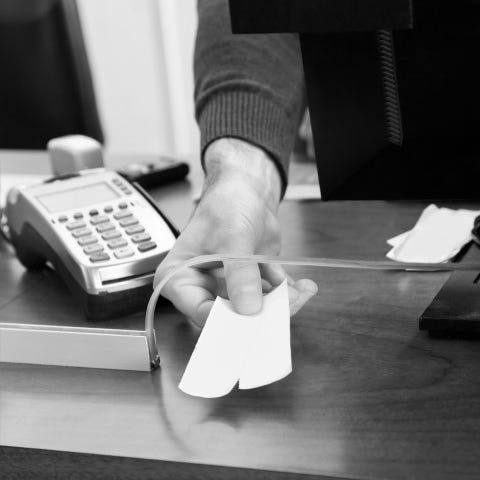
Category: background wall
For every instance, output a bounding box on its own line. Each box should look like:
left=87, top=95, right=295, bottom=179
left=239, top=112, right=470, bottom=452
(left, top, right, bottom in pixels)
left=77, top=0, right=199, bottom=158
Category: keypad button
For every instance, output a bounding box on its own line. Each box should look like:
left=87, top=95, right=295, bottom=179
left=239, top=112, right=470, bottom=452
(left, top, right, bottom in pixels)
left=113, top=210, right=132, bottom=220
left=72, top=228, right=92, bottom=238
left=96, top=223, right=115, bottom=233
left=125, top=190, right=132, bottom=195
left=58, top=215, right=68, bottom=223
left=89, top=209, right=99, bottom=216
left=131, top=232, right=151, bottom=243
left=90, top=252, right=110, bottom=262
left=119, top=217, right=138, bottom=228
left=66, top=220, right=86, bottom=230
left=112, top=178, right=122, bottom=185
left=114, top=247, right=135, bottom=259
left=84, top=244, right=104, bottom=255
left=104, top=206, right=113, bottom=213
left=138, top=241, right=157, bottom=252
left=102, top=230, right=121, bottom=240
left=119, top=202, right=128, bottom=209
left=107, top=238, right=128, bottom=250
left=119, top=185, right=131, bottom=194
left=73, top=212, right=83, bottom=220
left=78, top=236, right=98, bottom=246
left=125, top=225, right=145, bottom=235
left=90, top=215, right=110, bottom=225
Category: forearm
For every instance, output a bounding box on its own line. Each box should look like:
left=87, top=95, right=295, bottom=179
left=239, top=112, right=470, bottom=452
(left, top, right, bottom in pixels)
left=195, top=0, right=307, bottom=194
left=203, top=138, right=282, bottom=213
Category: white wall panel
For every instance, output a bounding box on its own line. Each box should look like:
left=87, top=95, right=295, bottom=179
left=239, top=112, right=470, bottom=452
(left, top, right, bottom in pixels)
left=78, top=0, right=199, bottom=157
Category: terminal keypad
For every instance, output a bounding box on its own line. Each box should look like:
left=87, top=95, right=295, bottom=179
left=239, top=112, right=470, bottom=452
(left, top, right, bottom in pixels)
left=96, top=223, right=115, bottom=233
left=72, top=228, right=92, bottom=238
left=90, top=215, right=109, bottom=225
left=84, top=244, right=104, bottom=255
left=138, top=241, right=156, bottom=252
left=113, top=210, right=132, bottom=220
left=107, top=238, right=128, bottom=250
left=125, top=225, right=144, bottom=235
left=66, top=220, right=86, bottom=231
left=63, top=201, right=158, bottom=263
left=90, top=252, right=110, bottom=262
left=102, top=230, right=121, bottom=241
left=78, top=236, right=98, bottom=246
left=131, top=233, right=151, bottom=243
left=114, top=247, right=134, bottom=259
left=119, top=217, right=138, bottom=228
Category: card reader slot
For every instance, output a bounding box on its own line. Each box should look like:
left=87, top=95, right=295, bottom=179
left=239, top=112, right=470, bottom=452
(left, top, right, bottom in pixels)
left=98, top=254, right=163, bottom=284
left=101, top=271, right=155, bottom=286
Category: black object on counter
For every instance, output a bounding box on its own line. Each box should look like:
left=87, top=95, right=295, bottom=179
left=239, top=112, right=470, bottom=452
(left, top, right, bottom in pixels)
left=419, top=244, right=480, bottom=338
left=117, top=157, right=189, bottom=189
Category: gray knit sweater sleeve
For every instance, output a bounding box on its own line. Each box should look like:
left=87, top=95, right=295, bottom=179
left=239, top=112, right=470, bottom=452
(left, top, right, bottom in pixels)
left=195, top=0, right=306, bottom=190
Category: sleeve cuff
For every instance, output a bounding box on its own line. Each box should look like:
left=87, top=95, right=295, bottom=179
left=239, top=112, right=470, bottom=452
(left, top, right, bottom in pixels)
left=197, top=90, right=296, bottom=197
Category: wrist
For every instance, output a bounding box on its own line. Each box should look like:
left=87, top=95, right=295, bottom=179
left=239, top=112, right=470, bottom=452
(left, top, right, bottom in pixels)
left=203, top=138, right=282, bottom=211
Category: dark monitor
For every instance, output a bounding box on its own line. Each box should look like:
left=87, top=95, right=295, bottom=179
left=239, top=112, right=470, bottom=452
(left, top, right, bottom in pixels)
left=230, top=0, right=480, bottom=335
left=230, top=0, right=480, bottom=201
left=0, top=0, right=103, bottom=149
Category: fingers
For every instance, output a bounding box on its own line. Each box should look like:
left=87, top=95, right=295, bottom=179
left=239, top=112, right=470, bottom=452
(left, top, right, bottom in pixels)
left=289, top=278, right=318, bottom=316
left=155, top=248, right=218, bottom=327
left=260, top=263, right=287, bottom=286
left=287, top=284, right=300, bottom=304
left=224, top=260, right=263, bottom=315
left=258, top=263, right=319, bottom=316
left=181, top=287, right=215, bottom=328
left=158, top=262, right=317, bottom=325
left=249, top=262, right=318, bottom=317
left=155, top=238, right=318, bottom=325
left=160, top=267, right=217, bottom=327
left=215, top=273, right=273, bottom=296
left=261, top=263, right=318, bottom=316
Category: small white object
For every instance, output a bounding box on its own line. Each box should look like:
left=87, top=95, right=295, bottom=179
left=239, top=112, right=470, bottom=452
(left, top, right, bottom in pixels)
left=386, top=204, right=437, bottom=248
left=284, top=184, right=321, bottom=201
left=48, top=135, right=104, bottom=176
left=387, top=231, right=410, bottom=248
left=0, top=323, right=155, bottom=371
left=179, top=280, right=292, bottom=398
left=386, top=204, right=480, bottom=263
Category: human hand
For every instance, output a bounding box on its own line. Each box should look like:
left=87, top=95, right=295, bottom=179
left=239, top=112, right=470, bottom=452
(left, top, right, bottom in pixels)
left=154, top=138, right=317, bottom=327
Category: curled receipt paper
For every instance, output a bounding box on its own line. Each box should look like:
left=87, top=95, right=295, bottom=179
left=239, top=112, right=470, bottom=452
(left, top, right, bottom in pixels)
left=179, top=280, right=291, bottom=398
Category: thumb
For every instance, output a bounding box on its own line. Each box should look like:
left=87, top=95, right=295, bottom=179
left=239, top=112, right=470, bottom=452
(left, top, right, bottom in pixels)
left=223, top=258, right=263, bottom=315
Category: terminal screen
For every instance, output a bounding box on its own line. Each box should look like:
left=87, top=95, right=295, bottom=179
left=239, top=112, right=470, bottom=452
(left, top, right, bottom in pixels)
left=37, top=182, right=120, bottom=213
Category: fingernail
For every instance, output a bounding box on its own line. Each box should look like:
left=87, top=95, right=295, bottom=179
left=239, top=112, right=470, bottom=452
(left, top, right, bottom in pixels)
left=235, top=301, right=262, bottom=315
left=299, top=279, right=318, bottom=295
left=232, top=290, right=262, bottom=315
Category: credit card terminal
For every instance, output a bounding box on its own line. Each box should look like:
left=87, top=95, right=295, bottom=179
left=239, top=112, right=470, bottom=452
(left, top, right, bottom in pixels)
left=5, top=168, right=178, bottom=321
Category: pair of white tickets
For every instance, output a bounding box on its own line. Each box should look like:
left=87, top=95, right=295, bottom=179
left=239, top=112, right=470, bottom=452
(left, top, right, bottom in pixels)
left=179, top=279, right=291, bottom=398
left=387, top=204, right=480, bottom=263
